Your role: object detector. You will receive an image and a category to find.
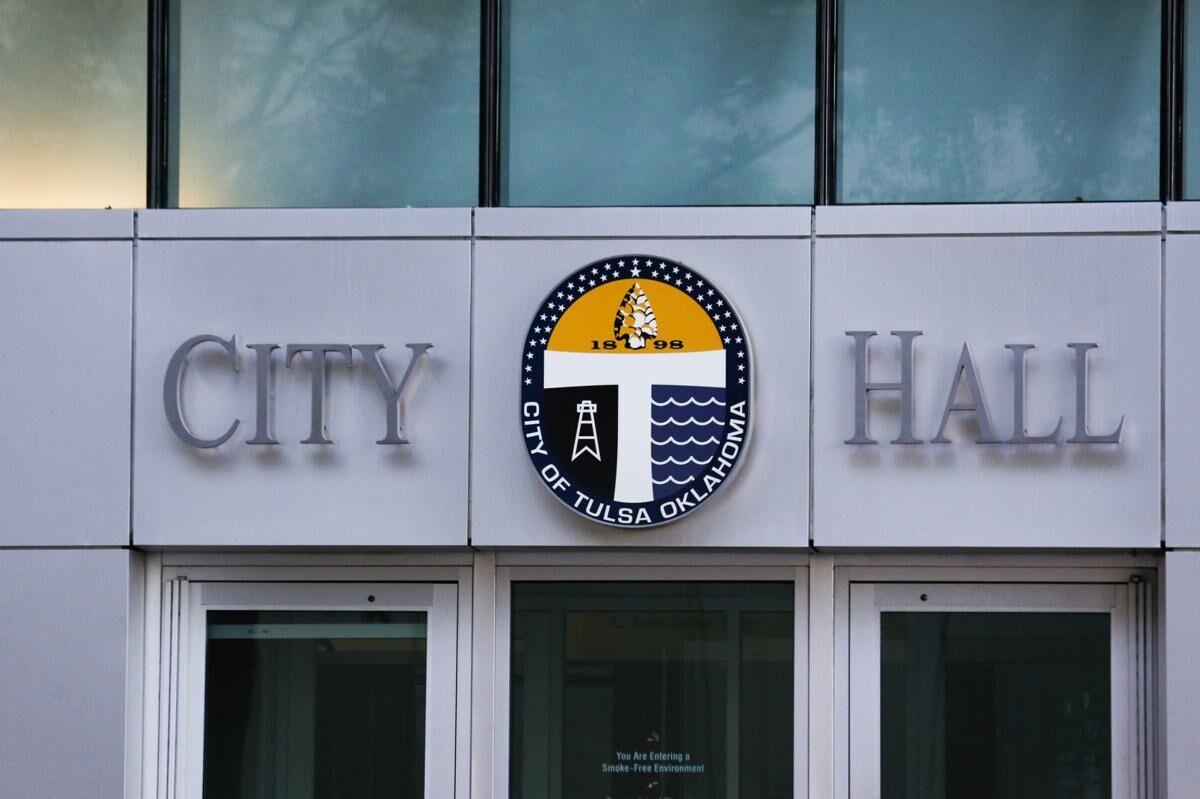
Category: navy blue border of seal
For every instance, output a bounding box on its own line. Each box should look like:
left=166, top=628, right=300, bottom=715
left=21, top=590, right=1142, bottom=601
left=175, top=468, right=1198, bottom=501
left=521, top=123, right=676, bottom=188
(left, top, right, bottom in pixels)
left=519, top=254, right=752, bottom=528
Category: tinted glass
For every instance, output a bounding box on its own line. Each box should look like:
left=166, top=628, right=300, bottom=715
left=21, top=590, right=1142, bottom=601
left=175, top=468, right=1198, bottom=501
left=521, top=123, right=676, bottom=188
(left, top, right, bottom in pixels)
left=173, top=0, right=479, bottom=207
left=0, top=1, right=146, bottom=208
left=502, top=0, right=815, bottom=206
left=838, top=0, right=1159, bottom=203
left=511, top=582, right=794, bottom=799
left=881, top=612, right=1111, bottom=799
left=1187, top=0, right=1200, bottom=197
left=203, top=610, right=427, bottom=799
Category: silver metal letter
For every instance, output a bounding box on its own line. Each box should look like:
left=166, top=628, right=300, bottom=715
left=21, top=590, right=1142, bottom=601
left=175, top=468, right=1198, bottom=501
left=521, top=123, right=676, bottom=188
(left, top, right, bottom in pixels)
left=845, top=330, right=923, bottom=445
left=1004, top=344, right=1062, bottom=444
left=285, top=344, right=353, bottom=445
left=932, top=343, right=1000, bottom=444
left=353, top=343, right=434, bottom=445
left=162, top=334, right=240, bottom=449
left=1066, top=343, right=1124, bottom=444
left=245, top=343, right=280, bottom=445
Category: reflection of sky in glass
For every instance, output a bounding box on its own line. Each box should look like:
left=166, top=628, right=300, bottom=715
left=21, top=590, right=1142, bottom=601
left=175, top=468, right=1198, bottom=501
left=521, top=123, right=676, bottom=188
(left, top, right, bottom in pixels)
left=502, top=0, right=815, bottom=206
left=0, top=1, right=146, bottom=208
left=838, top=0, right=1159, bottom=203
left=173, top=0, right=478, bottom=208
left=1187, top=9, right=1200, bottom=197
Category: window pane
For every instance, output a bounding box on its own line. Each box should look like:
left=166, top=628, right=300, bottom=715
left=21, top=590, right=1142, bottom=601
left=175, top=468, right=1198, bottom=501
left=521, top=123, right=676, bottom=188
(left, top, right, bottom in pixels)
left=502, top=0, right=815, bottom=206
left=881, top=612, right=1110, bottom=799
left=203, top=610, right=427, bottom=799
left=838, top=0, right=1159, bottom=203
left=173, top=0, right=479, bottom=208
left=510, top=582, right=794, bottom=799
left=1186, top=1, right=1200, bottom=197
left=0, top=1, right=146, bottom=208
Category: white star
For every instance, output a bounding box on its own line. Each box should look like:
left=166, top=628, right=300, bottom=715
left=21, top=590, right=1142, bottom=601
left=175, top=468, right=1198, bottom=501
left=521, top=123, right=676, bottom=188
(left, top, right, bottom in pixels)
left=735, top=337, right=742, bottom=344
left=737, top=351, right=745, bottom=359
left=604, top=262, right=612, bottom=270
left=631, top=259, right=638, bottom=266
left=568, top=282, right=575, bottom=290
left=534, top=326, right=542, bottom=333
left=707, top=289, right=714, bottom=297
left=738, top=364, right=745, bottom=371
left=724, top=337, right=731, bottom=344
left=659, top=262, right=666, bottom=269
left=719, top=325, right=727, bottom=332
left=618, top=260, right=625, bottom=267
left=591, top=268, right=599, bottom=275
left=696, top=280, right=704, bottom=288
left=556, top=292, right=563, bottom=298
left=705, top=304, right=713, bottom=310
left=651, top=271, right=659, bottom=278
left=548, top=300, right=555, bottom=308
left=539, top=314, right=546, bottom=321
left=738, top=377, right=745, bottom=385
left=675, top=279, right=682, bottom=286
left=589, top=279, right=596, bottom=286
left=717, top=299, right=724, bottom=306
left=672, top=266, right=680, bottom=274
left=525, top=365, right=532, bottom=372
left=600, top=273, right=608, bottom=281
left=630, top=266, right=641, bottom=277
left=526, top=352, right=534, bottom=359
left=525, top=378, right=532, bottom=385
left=539, top=338, right=547, bottom=345
left=731, top=323, right=738, bottom=330
left=550, top=315, right=558, bottom=322
left=558, top=304, right=565, bottom=311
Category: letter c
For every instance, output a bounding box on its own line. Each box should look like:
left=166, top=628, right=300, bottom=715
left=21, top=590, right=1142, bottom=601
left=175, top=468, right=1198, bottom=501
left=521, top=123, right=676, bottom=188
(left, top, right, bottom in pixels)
left=163, top=334, right=241, bottom=448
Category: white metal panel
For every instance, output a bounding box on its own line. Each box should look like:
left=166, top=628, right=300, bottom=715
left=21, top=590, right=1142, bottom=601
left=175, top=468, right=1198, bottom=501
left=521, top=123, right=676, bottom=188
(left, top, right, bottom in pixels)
left=470, top=237, right=809, bottom=547
left=137, top=208, right=471, bottom=239
left=812, top=232, right=1160, bottom=548
left=133, top=239, right=470, bottom=547
left=0, top=209, right=134, bottom=239
left=0, top=241, right=132, bottom=545
left=1165, top=232, right=1200, bottom=546
left=474, top=206, right=810, bottom=238
left=0, top=549, right=134, bottom=798
left=1165, top=200, right=1200, bottom=232
left=817, top=202, right=1161, bottom=237
left=1165, top=552, right=1200, bottom=799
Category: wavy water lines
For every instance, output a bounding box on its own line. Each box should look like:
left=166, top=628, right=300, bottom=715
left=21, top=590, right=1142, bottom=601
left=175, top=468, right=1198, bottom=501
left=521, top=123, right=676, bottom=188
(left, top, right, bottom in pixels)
left=650, top=415, right=723, bottom=427
left=651, top=396, right=726, bottom=408
left=651, top=455, right=714, bottom=466
left=650, top=435, right=721, bottom=447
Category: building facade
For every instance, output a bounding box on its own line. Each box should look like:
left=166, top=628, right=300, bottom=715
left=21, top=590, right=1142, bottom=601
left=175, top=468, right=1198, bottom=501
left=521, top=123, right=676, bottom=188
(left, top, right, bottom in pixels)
left=1, top=2, right=1198, bottom=799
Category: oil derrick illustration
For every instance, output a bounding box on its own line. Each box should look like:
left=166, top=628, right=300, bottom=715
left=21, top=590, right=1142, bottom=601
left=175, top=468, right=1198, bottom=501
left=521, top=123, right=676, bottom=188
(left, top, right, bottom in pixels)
left=571, top=400, right=602, bottom=462
left=613, top=282, right=658, bottom=349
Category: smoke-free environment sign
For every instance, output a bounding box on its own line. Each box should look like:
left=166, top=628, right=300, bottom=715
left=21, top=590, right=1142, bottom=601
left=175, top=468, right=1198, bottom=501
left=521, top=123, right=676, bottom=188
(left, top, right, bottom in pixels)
left=519, top=255, right=752, bottom=527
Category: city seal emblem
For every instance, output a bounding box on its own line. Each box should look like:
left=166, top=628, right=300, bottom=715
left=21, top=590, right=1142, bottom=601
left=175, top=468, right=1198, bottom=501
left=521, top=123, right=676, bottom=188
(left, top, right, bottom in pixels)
left=520, top=255, right=752, bottom=527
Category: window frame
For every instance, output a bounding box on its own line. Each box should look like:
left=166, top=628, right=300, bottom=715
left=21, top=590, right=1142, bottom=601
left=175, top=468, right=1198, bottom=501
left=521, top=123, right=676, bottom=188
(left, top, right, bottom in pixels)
left=825, top=562, right=1158, bottom=799
left=486, top=554, right=811, bottom=799
left=141, top=554, right=474, bottom=799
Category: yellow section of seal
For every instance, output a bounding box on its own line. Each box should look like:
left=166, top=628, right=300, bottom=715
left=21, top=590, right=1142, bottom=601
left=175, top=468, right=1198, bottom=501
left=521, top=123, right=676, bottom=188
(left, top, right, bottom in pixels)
left=548, top=278, right=723, bottom=354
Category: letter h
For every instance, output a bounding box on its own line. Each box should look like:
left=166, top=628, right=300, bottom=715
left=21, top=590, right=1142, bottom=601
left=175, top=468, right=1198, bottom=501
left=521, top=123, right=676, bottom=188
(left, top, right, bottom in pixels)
left=845, top=331, right=923, bottom=445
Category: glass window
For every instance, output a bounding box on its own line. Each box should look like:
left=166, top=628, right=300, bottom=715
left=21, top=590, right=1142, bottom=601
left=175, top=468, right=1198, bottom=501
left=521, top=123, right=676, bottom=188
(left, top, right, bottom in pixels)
left=837, top=0, right=1160, bottom=203
left=0, top=1, right=146, bottom=208
left=510, top=582, right=794, bottom=799
left=881, top=612, right=1111, bottom=798
left=203, top=610, right=428, bottom=799
left=501, top=0, right=816, bottom=206
left=1186, top=0, right=1200, bottom=197
left=172, top=0, right=479, bottom=208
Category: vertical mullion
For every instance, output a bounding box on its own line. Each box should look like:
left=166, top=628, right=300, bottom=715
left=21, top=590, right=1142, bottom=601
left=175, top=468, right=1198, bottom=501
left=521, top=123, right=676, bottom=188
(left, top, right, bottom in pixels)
left=479, top=0, right=502, bottom=207
left=814, top=0, right=838, bottom=206
left=146, top=0, right=170, bottom=208
left=1164, top=0, right=1185, bottom=200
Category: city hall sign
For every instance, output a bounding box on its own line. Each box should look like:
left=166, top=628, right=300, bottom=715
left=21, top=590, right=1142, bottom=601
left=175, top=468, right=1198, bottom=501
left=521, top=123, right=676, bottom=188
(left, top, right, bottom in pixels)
left=520, top=256, right=751, bottom=528
left=844, top=330, right=1124, bottom=445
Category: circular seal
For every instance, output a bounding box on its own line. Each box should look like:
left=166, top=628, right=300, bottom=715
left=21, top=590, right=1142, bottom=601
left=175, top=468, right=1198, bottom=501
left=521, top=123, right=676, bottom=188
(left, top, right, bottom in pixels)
left=520, top=255, right=752, bottom=527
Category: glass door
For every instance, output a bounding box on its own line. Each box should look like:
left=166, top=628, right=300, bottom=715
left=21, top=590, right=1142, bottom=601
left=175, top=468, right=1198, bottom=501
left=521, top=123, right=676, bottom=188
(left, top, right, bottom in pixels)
left=180, top=582, right=458, bottom=799
left=848, top=582, right=1132, bottom=799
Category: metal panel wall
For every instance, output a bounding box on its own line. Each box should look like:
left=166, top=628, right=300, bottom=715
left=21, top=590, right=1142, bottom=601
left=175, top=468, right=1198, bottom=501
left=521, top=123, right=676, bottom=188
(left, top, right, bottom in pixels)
left=0, top=212, right=133, bottom=546
left=1166, top=203, right=1200, bottom=546
left=0, top=548, right=136, bottom=798
left=133, top=211, right=472, bottom=547
left=812, top=204, right=1161, bottom=548
left=1166, top=551, right=1200, bottom=798
left=470, top=208, right=810, bottom=547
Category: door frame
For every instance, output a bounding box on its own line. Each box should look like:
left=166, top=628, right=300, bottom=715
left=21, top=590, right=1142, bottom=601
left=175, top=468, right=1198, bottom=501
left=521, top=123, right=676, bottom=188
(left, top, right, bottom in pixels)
left=141, top=553, right=473, bottom=799
left=825, top=562, right=1157, bottom=799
